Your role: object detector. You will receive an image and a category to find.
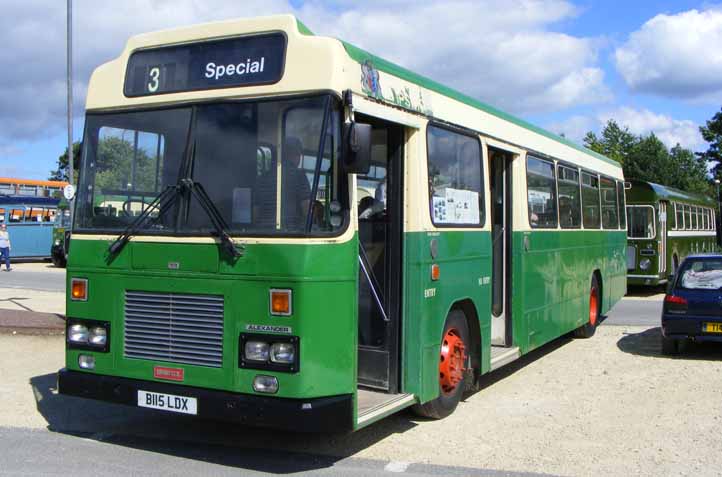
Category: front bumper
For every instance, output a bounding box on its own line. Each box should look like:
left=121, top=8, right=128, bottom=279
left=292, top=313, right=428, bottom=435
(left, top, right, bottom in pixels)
left=58, top=369, right=353, bottom=433
left=662, top=315, right=722, bottom=343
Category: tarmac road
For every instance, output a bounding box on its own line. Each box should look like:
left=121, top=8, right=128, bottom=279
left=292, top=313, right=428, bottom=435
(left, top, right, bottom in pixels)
left=0, top=261, right=65, bottom=292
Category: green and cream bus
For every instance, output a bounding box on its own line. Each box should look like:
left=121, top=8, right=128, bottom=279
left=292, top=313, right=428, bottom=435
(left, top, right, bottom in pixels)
left=626, top=180, right=717, bottom=286
left=58, top=15, right=626, bottom=431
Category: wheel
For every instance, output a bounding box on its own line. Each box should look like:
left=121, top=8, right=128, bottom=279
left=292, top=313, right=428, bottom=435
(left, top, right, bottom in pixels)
left=412, top=310, right=470, bottom=419
left=574, top=275, right=600, bottom=338
left=661, top=336, right=679, bottom=355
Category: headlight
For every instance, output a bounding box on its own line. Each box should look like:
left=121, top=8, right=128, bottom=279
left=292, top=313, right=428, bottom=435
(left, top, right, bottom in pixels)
left=270, top=342, right=295, bottom=364
left=245, top=341, right=270, bottom=361
left=78, top=355, right=96, bottom=370
left=640, top=258, right=651, bottom=270
left=54, top=239, right=61, bottom=246
left=66, top=320, right=110, bottom=352
left=89, top=327, right=107, bottom=346
left=68, top=324, right=89, bottom=344
left=240, top=334, right=299, bottom=373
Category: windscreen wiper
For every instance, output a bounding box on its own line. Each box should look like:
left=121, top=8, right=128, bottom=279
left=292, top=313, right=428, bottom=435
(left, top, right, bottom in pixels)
left=180, top=178, right=244, bottom=259
left=107, top=184, right=181, bottom=259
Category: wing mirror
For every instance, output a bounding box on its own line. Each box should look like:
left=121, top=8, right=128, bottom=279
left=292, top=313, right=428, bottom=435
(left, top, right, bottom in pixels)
left=343, top=122, right=372, bottom=175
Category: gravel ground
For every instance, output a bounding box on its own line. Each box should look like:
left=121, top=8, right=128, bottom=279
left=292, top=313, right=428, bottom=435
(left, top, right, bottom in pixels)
left=2, top=326, right=722, bottom=476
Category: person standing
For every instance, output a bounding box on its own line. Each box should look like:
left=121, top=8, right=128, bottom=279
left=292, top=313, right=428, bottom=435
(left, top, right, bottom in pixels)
left=0, top=224, right=11, bottom=271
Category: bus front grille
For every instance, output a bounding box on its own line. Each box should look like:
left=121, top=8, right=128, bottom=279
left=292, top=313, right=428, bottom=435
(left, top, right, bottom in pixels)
left=627, top=246, right=637, bottom=270
left=124, top=291, right=224, bottom=368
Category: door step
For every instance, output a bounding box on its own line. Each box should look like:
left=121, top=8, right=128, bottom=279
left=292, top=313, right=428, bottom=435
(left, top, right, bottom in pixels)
left=357, top=388, right=415, bottom=428
left=490, top=346, right=520, bottom=371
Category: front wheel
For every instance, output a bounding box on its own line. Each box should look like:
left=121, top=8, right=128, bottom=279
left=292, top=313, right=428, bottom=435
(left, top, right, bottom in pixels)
left=412, top=310, right=470, bottom=419
left=574, top=275, right=600, bottom=338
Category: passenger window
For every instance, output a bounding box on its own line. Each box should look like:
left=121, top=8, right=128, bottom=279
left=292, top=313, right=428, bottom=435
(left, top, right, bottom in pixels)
left=600, top=177, right=618, bottom=229
left=581, top=172, right=600, bottom=229
left=427, top=125, right=484, bottom=226
left=617, top=181, right=627, bottom=230
left=685, top=205, right=692, bottom=230
left=9, top=208, right=24, bottom=223
left=526, top=157, right=557, bottom=228
left=0, top=208, right=4, bottom=223
left=675, top=203, right=684, bottom=230
left=557, top=165, right=580, bottom=228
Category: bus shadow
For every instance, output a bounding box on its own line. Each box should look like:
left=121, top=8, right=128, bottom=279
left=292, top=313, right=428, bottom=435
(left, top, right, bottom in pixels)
left=28, top=373, right=417, bottom=474
left=617, top=327, right=722, bottom=360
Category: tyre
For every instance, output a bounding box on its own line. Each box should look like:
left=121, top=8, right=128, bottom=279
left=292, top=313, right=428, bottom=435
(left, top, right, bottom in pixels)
left=412, top=310, right=470, bottom=419
left=661, top=336, right=680, bottom=355
left=574, top=275, right=600, bottom=339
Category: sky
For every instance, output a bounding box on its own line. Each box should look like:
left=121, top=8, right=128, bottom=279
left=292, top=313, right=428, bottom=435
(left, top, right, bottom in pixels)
left=1, top=0, right=722, bottom=180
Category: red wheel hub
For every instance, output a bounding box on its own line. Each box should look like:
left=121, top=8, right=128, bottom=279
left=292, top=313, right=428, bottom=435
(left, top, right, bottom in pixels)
left=439, top=328, right=466, bottom=395
left=589, top=286, right=599, bottom=327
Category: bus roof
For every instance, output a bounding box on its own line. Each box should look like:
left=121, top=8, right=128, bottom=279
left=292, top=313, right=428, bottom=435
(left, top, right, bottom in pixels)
left=295, top=20, right=618, bottom=168
left=0, top=178, right=69, bottom=188
left=626, top=179, right=715, bottom=207
left=86, top=15, right=619, bottom=173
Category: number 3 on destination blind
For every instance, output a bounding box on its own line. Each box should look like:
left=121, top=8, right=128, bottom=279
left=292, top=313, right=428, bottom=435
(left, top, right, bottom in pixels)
left=148, top=67, right=160, bottom=92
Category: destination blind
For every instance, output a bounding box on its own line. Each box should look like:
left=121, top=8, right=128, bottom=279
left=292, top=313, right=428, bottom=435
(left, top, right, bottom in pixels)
left=124, top=33, right=286, bottom=97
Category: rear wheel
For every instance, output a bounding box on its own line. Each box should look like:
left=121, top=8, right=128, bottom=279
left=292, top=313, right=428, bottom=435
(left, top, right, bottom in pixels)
left=661, top=336, right=680, bottom=355
left=412, top=310, right=469, bottom=419
left=574, top=275, right=600, bottom=338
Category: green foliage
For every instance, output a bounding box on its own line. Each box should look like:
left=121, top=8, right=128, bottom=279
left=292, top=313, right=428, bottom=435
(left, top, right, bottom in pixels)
left=584, top=120, right=711, bottom=196
left=50, top=142, right=82, bottom=183
left=699, top=107, right=722, bottom=179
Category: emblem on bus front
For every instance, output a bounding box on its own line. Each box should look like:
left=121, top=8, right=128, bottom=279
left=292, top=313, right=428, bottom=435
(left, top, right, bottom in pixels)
left=168, top=262, right=180, bottom=270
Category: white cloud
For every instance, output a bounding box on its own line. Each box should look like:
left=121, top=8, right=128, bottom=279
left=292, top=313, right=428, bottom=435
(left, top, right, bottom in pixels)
left=614, top=8, right=722, bottom=99
left=0, top=0, right=609, bottom=152
left=548, top=107, right=705, bottom=150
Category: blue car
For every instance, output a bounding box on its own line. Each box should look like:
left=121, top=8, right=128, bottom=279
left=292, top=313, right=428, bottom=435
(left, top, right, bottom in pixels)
left=662, top=253, right=722, bottom=354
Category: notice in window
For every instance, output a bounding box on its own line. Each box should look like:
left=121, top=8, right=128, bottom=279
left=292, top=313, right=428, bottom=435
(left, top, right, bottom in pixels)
left=433, top=188, right=479, bottom=225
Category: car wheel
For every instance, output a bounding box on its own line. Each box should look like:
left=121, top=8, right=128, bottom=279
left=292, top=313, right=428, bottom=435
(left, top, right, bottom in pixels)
left=412, top=310, right=469, bottom=419
left=661, top=336, right=679, bottom=355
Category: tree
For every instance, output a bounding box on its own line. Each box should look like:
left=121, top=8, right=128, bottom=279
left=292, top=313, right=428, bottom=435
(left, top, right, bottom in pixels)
left=699, top=107, right=722, bottom=179
left=584, top=120, right=637, bottom=167
left=50, top=142, right=82, bottom=183
left=668, top=144, right=711, bottom=195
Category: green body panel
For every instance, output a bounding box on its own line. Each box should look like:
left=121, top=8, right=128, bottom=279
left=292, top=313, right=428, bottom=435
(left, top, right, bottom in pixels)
left=402, top=229, right=625, bottom=404
left=65, top=237, right=359, bottom=400
left=512, top=230, right=626, bottom=351
left=402, top=231, right=492, bottom=403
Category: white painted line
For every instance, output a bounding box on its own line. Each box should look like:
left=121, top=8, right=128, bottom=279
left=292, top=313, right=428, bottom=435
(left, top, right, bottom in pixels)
left=384, top=461, right=411, bottom=473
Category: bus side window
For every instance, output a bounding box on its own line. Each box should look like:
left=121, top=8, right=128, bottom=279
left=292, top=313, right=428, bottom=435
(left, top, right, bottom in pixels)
left=557, top=165, right=581, bottom=229
left=526, top=156, right=558, bottom=229
left=600, top=176, right=618, bottom=229
left=581, top=172, right=600, bottom=229
left=617, top=181, right=626, bottom=230
left=9, top=208, right=24, bottom=223
left=0, top=208, right=4, bottom=223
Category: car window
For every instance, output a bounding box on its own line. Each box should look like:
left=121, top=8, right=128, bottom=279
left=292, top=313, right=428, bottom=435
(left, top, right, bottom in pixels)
left=679, top=259, right=722, bottom=290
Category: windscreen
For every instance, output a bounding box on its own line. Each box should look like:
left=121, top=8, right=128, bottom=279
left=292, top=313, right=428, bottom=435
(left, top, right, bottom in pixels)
left=627, top=206, right=655, bottom=239
left=75, top=96, right=344, bottom=237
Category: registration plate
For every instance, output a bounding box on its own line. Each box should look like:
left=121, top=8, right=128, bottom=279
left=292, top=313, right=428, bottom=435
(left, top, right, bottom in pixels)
left=137, top=390, right=197, bottom=415
left=703, top=323, right=722, bottom=334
